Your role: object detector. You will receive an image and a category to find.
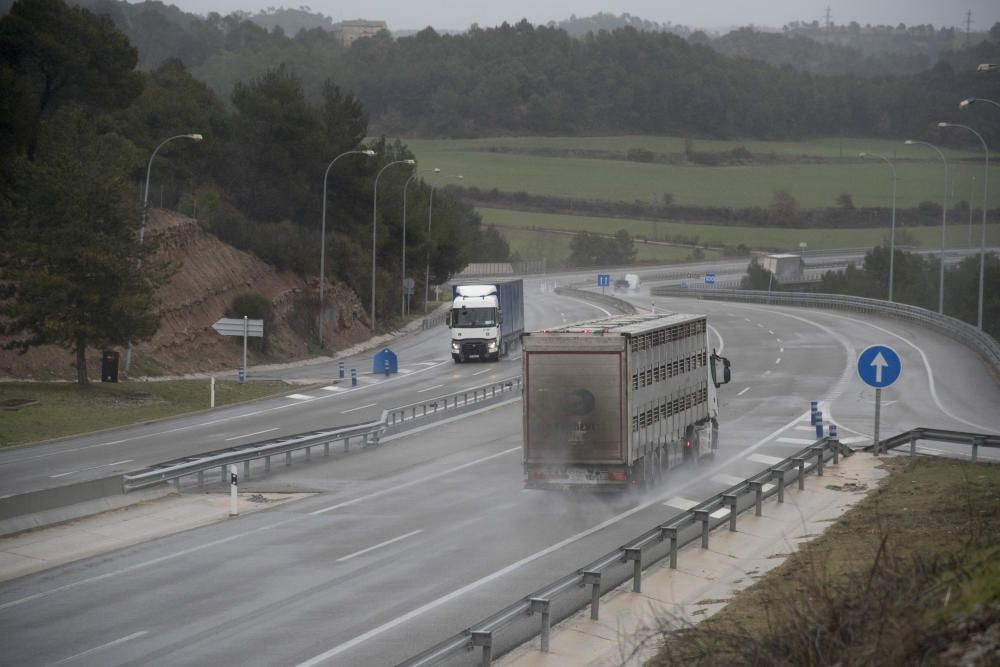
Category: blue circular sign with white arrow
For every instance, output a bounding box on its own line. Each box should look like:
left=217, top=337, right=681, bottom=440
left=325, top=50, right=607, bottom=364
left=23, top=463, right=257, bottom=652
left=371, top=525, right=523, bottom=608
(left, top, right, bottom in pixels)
left=857, top=345, right=901, bottom=388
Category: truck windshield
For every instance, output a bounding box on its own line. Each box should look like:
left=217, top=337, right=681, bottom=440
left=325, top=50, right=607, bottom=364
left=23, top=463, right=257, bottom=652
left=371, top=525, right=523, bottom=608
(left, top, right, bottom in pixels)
left=451, top=308, right=496, bottom=327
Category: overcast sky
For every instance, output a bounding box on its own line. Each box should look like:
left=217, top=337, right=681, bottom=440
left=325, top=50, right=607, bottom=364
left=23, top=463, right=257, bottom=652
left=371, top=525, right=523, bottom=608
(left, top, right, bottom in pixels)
left=159, top=1, right=1000, bottom=34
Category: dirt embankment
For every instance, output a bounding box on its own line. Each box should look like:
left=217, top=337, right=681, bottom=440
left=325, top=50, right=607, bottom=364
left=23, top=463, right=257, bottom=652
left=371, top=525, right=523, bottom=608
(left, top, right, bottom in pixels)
left=0, top=209, right=371, bottom=380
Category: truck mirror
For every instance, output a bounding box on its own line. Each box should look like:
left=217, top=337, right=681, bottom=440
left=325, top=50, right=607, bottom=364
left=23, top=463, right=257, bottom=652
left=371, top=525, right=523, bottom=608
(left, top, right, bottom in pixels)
left=723, top=359, right=731, bottom=385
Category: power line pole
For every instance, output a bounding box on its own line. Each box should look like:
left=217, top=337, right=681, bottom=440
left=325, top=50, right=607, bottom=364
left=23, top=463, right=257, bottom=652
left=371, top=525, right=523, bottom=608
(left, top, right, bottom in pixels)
left=824, top=6, right=832, bottom=33
left=965, top=10, right=973, bottom=47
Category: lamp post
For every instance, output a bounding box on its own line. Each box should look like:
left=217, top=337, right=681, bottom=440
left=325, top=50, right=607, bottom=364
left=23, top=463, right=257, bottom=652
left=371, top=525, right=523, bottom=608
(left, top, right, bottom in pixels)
left=938, top=121, right=990, bottom=330
left=402, top=168, right=440, bottom=318
left=424, top=174, right=462, bottom=313
left=371, top=159, right=415, bottom=330
left=904, top=139, right=949, bottom=314
left=125, top=132, right=203, bottom=374
left=318, top=149, right=375, bottom=348
left=860, top=153, right=898, bottom=301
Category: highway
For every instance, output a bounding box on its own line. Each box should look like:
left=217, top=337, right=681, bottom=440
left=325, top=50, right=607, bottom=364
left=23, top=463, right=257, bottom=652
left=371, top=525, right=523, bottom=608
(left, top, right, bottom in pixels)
left=1, top=264, right=998, bottom=666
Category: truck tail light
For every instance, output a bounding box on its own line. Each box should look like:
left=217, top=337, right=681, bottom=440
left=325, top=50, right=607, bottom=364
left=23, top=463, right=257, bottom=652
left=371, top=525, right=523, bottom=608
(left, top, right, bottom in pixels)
left=610, top=471, right=626, bottom=481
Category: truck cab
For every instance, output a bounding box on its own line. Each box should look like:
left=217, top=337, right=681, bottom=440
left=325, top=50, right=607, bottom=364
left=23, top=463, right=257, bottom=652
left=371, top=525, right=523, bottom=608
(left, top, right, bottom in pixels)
left=450, top=286, right=503, bottom=361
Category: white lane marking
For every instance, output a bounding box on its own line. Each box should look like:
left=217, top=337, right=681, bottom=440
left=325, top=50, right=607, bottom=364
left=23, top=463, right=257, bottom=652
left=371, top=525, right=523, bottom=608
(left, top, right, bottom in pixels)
left=768, top=330, right=775, bottom=335
left=916, top=445, right=945, bottom=456
left=311, top=447, right=521, bottom=515
left=224, top=428, right=279, bottom=442
left=321, top=386, right=346, bottom=393
left=744, top=317, right=751, bottom=322
left=45, top=631, right=149, bottom=667
left=472, top=368, right=492, bottom=376
left=793, top=425, right=816, bottom=432
left=762, top=483, right=776, bottom=493
left=710, top=508, right=731, bottom=520
left=780, top=347, right=785, bottom=353
left=416, top=384, right=444, bottom=393
left=763, top=370, right=771, bottom=376
left=757, top=323, right=764, bottom=328
left=341, top=403, right=376, bottom=414
left=2, top=360, right=454, bottom=466
left=708, top=324, right=725, bottom=355
left=775, top=357, right=782, bottom=364
left=749, top=453, right=784, bottom=465
left=335, top=530, right=423, bottom=562
left=840, top=436, right=869, bottom=445
left=49, top=459, right=134, bottom=479
left=664, top=497, right=699, bottom=510
left=737, top=387, right=751, bottom=396
left=288, top=394, right=314, bottom=400
left=777, top=437, right=817, bottom=445
left=712, top=473, right=745, bottom=486
left=397, top=368, right=413, bottom=375
left=776, top=338, right=782, bottom=343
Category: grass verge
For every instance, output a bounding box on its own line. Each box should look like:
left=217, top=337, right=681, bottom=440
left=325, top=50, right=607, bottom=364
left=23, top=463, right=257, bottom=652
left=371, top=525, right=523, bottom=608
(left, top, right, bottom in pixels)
left=0, top=380, right=294, bottom=447
left=646, top=457, right=1000, bottom=666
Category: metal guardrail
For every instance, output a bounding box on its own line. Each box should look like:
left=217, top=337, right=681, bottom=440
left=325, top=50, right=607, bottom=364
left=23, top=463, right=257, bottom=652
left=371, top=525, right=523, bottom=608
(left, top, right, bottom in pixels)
left=553, top=286, right=637, bottom=314
left=122, top=377, right=522, bottom=492
left=651, top=285, right=1000, bottom=376
left=871, top=427, right=1000, bottom=461
left=397, top=437, right=850, bottom=667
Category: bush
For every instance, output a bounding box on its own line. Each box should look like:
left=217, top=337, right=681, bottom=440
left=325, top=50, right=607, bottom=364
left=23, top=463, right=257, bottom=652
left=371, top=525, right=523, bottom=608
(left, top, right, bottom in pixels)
left=626, top=147, right=656, bottom=163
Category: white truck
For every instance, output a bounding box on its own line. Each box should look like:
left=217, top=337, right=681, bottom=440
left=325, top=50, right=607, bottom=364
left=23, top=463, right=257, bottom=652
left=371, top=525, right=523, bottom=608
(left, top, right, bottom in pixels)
left=522, top=313, right=731, bottom=490
left=449, top=280, right=525, bottom=362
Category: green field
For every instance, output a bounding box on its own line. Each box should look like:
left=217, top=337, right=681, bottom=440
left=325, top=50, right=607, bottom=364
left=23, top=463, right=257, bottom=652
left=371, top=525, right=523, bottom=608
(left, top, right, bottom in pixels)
left=405, top=136, right=998, bottom=209
left=480, top=207, right=1000, bottom=254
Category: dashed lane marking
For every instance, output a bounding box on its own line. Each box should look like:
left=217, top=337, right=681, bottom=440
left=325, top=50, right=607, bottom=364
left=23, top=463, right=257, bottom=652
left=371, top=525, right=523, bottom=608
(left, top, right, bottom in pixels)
left=711, top=473, right=745, bottom=486
left=321, top=386, right=346, bottom=393
left=737, top=387, right=751, bottom=396
left=748, top=453, right=784, bottom=466
left=777, top=437, right=818, bottom=445
left=288, top=394, right=314, bottom=400
left=664, top=496, right=699, bottom=510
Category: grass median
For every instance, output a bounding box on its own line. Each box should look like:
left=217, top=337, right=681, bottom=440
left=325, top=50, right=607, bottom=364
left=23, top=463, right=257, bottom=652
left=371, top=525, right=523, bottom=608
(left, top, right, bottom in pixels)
left=647, top=456, right=1000, bottom=666
left=0, top=380, right=294, bottom=447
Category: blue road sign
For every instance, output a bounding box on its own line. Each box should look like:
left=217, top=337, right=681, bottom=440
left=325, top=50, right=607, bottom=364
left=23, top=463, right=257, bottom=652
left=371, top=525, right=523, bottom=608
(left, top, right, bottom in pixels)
left=704, top=273, right=716, bottom=285
left=597, top=274, right=610, bottom=287
left=857, top=345, right=901, bottom=388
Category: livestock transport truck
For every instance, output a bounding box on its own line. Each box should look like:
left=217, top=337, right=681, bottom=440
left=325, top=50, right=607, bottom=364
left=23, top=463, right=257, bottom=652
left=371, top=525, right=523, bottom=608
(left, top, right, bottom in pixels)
left=522, top=313, right=731, bottom=490
left=449, top=280, right=524, bottom=362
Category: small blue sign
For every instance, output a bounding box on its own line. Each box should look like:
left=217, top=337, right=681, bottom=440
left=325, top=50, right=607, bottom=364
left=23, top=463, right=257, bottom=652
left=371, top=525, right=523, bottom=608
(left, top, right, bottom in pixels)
left=857, top=345, right=901, bottom=388
left=597, top=274, right=611, bottom=287
left=704, top=273, right=716, bottom=285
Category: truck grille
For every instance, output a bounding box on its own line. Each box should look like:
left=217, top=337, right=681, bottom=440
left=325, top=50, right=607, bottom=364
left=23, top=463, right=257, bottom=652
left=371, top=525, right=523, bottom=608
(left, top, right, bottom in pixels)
left=461, top=341, right=487, bottom=357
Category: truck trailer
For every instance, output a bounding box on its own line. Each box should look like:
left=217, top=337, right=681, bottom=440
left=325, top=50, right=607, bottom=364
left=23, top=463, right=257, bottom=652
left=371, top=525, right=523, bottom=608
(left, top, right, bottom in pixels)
left=522, top=313, right=731, bottom=490
left=449, top=280, right=525, bottom=362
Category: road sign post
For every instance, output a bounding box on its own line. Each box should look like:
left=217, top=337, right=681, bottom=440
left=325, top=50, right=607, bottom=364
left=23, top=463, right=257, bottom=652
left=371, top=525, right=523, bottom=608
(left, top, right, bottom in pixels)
left=597, top=273, right=610, bottom=295
left=857, top=345, right=902, bottom=454
left=212, top=316, right=264, bottom=383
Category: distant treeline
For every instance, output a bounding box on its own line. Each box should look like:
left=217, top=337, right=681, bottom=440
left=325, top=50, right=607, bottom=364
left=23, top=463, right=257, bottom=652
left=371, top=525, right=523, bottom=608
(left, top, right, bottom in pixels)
left=8, top=1, right=999, bottom=145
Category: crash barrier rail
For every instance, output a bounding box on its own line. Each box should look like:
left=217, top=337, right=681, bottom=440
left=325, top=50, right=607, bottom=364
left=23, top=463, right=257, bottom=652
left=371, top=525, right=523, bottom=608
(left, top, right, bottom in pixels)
left=650, top=285, right=1000, bottom=376
left=553, top=286, right=637, bottom=314
left=397, top=436, right=850, bottom=667
left=870, top=427, right=1000, bottom=461
left=121, top=377, right=523, bottom=493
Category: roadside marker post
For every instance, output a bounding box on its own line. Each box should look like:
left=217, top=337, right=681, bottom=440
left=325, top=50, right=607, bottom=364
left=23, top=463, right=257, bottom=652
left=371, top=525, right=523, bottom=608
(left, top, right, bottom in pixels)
left=210, top=376, right=215, bottom=408
left=857, top=345, right=902, bottom=454
left=351, top=368, right=357, bottom=387
left=229, top=465, right=239, bottom=517
left=339, top=360, right=345, bottom=379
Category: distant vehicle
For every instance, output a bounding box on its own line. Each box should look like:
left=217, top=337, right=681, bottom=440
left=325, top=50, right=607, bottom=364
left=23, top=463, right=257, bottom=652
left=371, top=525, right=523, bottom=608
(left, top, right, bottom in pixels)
left=762, top=254, right=804, bottom=281
left=613, top=278, right=630, bottom=290
left=521, top=313, right=731, bottom=490
left=449, top=280, right=524, bottom=362
left=613, top=274, right=640, bottom=291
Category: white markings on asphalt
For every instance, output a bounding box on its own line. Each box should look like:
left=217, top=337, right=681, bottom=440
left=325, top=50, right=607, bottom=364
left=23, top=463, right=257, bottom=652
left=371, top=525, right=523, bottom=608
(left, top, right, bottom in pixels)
left=664, top=497, right=699, bottom=510
left=341, top=403, right=376, bottom=414
left=49, top=459, right=134, bottom=479
left=749, top=453, right=784, bottom=465
left=780, top=347, right=784, bottom=353
left=744, top=318, right=751, bottom=322
left=224, top=428, right=279, bottom=442
left=472, top=368, right=491, bottom=376
left=915, top=445, right=945, bottom=456
left=840, top=436, right=869, bottom=445
left=288, top=394, right=314, bottom=400
left=794, top=425, right=816, bottom=432
left=737, top=387, right=751, bottom=396
left=775, top=357, right=782, bottom=364
left=711, top=473, right=745, bottom=486
left=46, top=630, right=149, bottom=667
left=397, top=368, right=413, bottom=375
left=710, top=508, right=731, bottom=520
left=763, top=370, right=771, bottom=376
left=321, top=386, right=346, bottom=392
left=335, top=530, right=423, bottom=562
left=776, top=338, right=782, bottom=343
left=417, top=384, right=444, bottom=393
left=708, top=324, right=725, bottom=355
left=768, top=330, right=775, bottom=335
left=777, top=437, right=817, bottom=445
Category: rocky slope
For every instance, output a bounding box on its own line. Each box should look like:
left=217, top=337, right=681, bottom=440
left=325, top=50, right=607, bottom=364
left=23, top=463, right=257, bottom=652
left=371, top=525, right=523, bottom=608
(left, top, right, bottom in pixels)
left=0, top=209, right=372, bottom=380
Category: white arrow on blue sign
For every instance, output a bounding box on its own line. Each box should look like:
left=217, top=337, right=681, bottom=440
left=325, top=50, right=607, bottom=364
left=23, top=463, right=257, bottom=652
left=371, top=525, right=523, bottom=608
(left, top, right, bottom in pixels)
left=704, top=273, right=716, bottom=284
left=857, top=345, right=901, bottom=388
left=597, top=274, right=610, bottom=287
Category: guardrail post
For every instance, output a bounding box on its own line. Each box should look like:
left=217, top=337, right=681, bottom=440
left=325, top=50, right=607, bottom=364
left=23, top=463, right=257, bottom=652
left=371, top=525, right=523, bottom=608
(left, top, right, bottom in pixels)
left=694, top=509, right=710, bottom=548
left=811, top=446, right=825, bottom=476
left=173, top=478, right=180, bottom=491
left=583, top=571, right=602, bottom=619
left=265, top=455, right=271, bottom=473
left=221, top=465, right=226, bottom=485
left=306, top=446, right=311, bottom=462
left=285, top=452, right=292, bottom=467
left=832, top=439, right=841, bottom=465
left=470, top=630, right=492, bottom=666
left=776, top=470, right=785, bottom=503
left=793, top=458, right=806, bottom=490
left=344, top=436, right=351, bottom=453
left=198, top=471, right=204, bottom=488
left=750, top=481, right=763, bottom=516
left=624, top=548, right=642, bottom=592
left=660, top=526, right=679, bottom=568
left=972, top=436, right=982, bottom=463
left=324, top=442, right=330, bottom=457
left=529, top=598, right=551, bottom=652
left=243, top=460, right=250, bottom=480
left=909, top=433, right=917, bottom=457
left=723, top=494, right=738, bottom=531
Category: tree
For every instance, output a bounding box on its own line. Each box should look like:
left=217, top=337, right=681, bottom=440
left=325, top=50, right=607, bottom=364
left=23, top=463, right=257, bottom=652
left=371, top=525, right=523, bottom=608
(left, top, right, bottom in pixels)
left=0, top=0, right=142, bottom=158
left=741, top=259, right=779, bottom=290
left=0, top=109, right=163, bottom=384
left=768, top=190, right=799, bottom=226
left=835, top=192, right=855, bottom=209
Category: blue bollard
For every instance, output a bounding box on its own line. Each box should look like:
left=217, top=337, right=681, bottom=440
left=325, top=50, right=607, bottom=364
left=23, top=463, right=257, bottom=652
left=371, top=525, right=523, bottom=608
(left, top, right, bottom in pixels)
left=351, top=368, right=357, bottom=387
left=810, top=400, right=818, bottom=422
left=239, top=366, right=245, bottom=383
left=339, top=361, right=345, bottom=379
left=384, top=358, right=390, bottom=377
left=829, top=423, right=838, bottom=439
left=815, top=411, right=824, bottom=439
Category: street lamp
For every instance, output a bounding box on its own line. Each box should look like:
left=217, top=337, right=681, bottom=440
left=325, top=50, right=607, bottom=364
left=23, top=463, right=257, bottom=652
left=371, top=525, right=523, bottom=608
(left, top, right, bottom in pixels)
left=126, top=132, right=203, bottom=373
left=402, top=168, right=440, bottom=318
left=371, top=159, right=416, bottom=330
left=860, top=153, right=898, bottom=302
left=903, top=140, right=949, bottom=314
left=425, top=174, right=463, bottom=313
left=318, top=149, right=375, bottom=348
left=960, top=97, right=1000, bottom=111
left=938, top=121, right=990, bottom=330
